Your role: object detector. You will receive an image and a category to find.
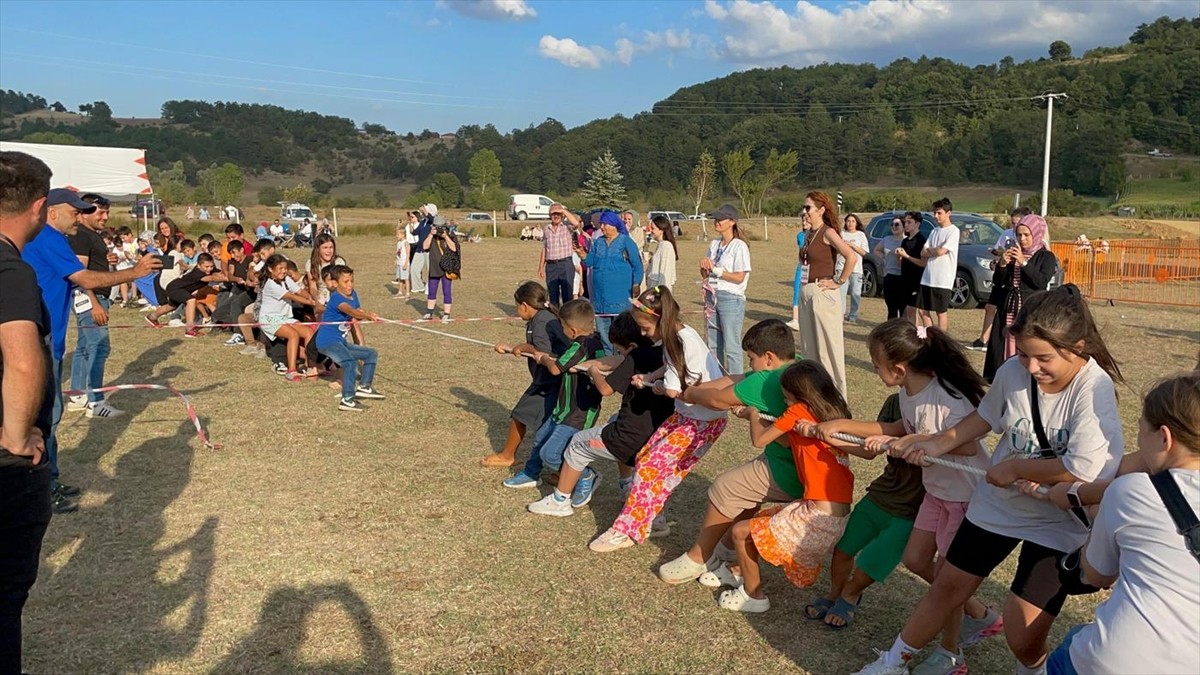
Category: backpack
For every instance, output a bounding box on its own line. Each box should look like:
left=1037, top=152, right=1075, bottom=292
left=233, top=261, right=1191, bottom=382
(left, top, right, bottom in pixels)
left=437, top=239, right=461, bottom=280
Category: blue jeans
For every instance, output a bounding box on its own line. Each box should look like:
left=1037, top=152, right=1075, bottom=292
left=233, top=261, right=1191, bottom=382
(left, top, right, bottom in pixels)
left=545, top=259, right=574, bottom=307
left=1046, top=624, right=1084, bottom=675
left=594, top=315, right=614, bottom=355
left=792, top=263, right=805, bottom=306
left=70, top=296, right=111, bottom=403
left=46, top=357, right=64, bottom=482
left=320, top=341, right=378, bottom=400
left=518, top=418, right=581, bottom=478
left=706, top=290, right=745, bottom=375
left=838, top=271, right=863, bottom=321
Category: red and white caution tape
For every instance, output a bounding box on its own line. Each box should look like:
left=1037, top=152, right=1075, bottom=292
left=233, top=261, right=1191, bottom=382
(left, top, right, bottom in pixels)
left=62, top=384, right=221, bottom=450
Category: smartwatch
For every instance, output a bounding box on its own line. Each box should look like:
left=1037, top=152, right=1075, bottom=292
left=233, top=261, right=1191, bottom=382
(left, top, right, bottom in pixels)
left=1066, top=481, right=1085, bottom=508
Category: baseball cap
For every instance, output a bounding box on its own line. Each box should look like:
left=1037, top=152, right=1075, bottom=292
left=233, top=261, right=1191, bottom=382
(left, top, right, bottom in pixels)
left=47, top=188, right=97, bottom=213
left=712, top=204, right=738, bottom=222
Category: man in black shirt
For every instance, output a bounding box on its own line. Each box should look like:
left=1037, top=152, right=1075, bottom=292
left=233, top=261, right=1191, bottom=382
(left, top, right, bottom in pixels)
left=67, top=193, right=124, bottom=418
left=0, top=150, right=56, bottom=674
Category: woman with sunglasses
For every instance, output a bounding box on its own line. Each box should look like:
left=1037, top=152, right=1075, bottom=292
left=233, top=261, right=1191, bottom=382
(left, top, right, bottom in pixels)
left=796, top=192, right=858, bottom=398
left=873, top=217, right=908, bottom=320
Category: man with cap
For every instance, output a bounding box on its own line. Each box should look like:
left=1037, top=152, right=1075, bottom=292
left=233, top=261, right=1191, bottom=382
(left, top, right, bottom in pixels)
left=410, top=203, right=435, bottom=294
left=22, top=188, right=162, bottom=513
left=66, top=193, right=124, bottom=420
left=538, top=203, right=581, bottom=306
left=0, top=151, right=56, bottom=674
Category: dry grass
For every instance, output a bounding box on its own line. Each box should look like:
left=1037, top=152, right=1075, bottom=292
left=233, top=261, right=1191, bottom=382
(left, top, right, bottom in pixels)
left=26, top=236, right=1199, bottom=674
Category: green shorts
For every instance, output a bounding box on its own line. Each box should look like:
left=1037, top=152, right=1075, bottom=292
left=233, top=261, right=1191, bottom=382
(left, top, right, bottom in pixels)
left=834, top=496, right=915, bottom=583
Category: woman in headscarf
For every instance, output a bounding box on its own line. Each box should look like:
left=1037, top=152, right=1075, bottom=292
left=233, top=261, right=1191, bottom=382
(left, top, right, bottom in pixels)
left=575, top=209, right=644, bottom=354
left=983, top=213, right=1059, bottom=382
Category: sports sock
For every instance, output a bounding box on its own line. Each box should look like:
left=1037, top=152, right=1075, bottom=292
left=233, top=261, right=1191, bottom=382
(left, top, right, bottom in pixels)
left=553, top=489, right=568, bottom=501
left=885, top=636, right=918, bottom=667
left=1015, top=660, right=1047, bottom=675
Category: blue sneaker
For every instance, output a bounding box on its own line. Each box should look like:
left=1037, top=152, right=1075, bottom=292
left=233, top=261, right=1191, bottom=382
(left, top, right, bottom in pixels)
left=502, top=472, right=541, bottom=489
left=571, top=467, right=602, bottom=508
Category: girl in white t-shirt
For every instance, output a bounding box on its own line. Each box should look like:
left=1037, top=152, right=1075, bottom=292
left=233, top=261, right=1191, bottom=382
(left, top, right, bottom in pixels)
left=816, top=319, right=999, bottom=669
left=393, top=226, right=410, bottom=299
left=853, top=285, right=1125, bottom=675
left=700, top=212, right=751, bottom=375
left=590, top=286, right=727, bottom=553
left=1041, top=371, right=1200, bottom=675
left=261, top=254, right=319, bottom=382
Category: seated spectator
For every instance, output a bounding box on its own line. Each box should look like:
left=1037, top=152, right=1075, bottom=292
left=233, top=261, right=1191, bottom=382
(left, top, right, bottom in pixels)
left=297, top=219, right=314, bottom=247
left=256, top=221, right=270, bottom=240
left=521, top=226, right=532, bottom=241
left=270, top=219, right=286, bottom=241
left=532, top=225, right=545, bottom=241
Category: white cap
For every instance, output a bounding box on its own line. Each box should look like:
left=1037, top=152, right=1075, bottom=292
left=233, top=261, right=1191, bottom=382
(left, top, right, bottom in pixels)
left=425, top=203, right=438, bottom=217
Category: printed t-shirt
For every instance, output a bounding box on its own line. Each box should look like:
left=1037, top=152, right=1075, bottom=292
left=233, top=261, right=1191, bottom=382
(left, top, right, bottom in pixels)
left=68, top=226, right=112, bottom=298
left=316, top=290, right=359, bottom=349
left=900, top=378, right=989, bottom=502
left=733, top=366, right=802, bottom=499
left=22, top=225, right=85, bottom=359
left=552, top=333, right=606, bottom=429
left=773, top=402, right=854, bottom=504
left=968, top=357, right=1123, bottom=552
left=663, top=324, right=725, bottom=421
left=601, top=344, right=675, bottom=465
left=261, top=277, right=301, bottom=317
left=921, top=224, right=959, bottom=289
left=526, top=308, right=569, bottom=388
left=865, top=393, right=925, bottom=520
left=706, top=238, right=751, bottom=295
left=0, top=240, right=54, bottom=467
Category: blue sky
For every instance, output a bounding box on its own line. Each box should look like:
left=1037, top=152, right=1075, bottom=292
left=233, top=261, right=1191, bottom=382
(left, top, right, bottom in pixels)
left=0, top=0, right=1194, bottom=134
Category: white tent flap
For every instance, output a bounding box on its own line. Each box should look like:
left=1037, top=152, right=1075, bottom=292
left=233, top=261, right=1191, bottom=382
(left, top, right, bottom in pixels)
left=0, top=141, right=152, bottom=196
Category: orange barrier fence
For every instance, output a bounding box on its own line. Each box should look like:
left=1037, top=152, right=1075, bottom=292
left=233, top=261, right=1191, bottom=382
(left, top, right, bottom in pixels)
left=1050, top=239, right=1200, bottom=307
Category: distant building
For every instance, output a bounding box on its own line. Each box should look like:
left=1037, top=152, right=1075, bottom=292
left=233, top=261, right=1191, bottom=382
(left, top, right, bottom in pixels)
left=440, top=133, right=457, bottom=141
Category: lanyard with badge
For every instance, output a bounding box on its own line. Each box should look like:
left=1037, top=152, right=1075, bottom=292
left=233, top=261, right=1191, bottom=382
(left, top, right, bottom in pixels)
left=797, top=224, right=825, bottom=285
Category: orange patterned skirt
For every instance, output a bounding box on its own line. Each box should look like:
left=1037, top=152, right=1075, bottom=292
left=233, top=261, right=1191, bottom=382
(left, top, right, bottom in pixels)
left=749, top=500, right=848, bottom=588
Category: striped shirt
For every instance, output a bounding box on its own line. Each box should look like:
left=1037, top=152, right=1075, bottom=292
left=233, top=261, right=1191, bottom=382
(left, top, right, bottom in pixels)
left=543, top=222, right=574, bottom=261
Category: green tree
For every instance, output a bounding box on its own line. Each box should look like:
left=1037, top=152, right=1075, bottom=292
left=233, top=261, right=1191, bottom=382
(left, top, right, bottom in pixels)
left=580, top=149, right=627, bottom=208
left=258, top=186, right=284, bottom=206
left=722, top=149, right=754, bottom=218
left=148, top=160, right=189, bottom=206
left=191, top=184, right=214, bottom=204
left=311, top=178, right=333, bottom=194
left=688, top=150, right=716, bottom=216
left=468, top=148, right=503, bottom=200
left=1049, top=40, right=1073, bottom=61
left=77, top=101, right=113, bottom=122
left=21, top=131, right=80, bottom=145
left=207, top=163, right=245, bottom=205
left=282, top=183, right=313, bottom=204
left=430, top=173, right=464, bottom=207
left=373, top=189, right=391, bottom=208
left=751, top=148, right=799, bottom=216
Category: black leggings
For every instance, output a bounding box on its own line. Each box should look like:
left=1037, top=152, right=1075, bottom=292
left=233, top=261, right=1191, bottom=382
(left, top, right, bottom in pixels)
left=882, top=274, right=908, bottom=320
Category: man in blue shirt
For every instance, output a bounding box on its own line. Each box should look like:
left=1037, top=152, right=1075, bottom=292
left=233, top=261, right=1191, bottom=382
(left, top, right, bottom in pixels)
left=22, top=188, right=161, bottom=513
left=409, top=203, right=434, bottom=293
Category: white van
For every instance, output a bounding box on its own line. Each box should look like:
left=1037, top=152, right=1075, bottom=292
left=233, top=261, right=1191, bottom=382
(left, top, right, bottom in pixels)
left=509, top=194, right=554, bottom=221
left=279, top=202, right=316, bottom=222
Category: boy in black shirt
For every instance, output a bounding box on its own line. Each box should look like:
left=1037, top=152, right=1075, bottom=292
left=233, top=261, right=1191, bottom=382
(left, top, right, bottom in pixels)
left=502, top=299, right=605, bottom=490
left=528, top=311, right=674, bottom=515
left=146, top=253, right=225, bottom=337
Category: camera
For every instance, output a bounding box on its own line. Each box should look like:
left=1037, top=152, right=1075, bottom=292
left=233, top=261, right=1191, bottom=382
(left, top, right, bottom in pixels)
left=435, top=224, right=452, bottom=236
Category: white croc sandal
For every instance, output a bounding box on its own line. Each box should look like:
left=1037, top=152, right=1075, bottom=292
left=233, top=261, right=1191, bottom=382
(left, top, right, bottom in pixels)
left=718, top=585, right=770, bottom=613
left=698, top=562, right=744, bottom=589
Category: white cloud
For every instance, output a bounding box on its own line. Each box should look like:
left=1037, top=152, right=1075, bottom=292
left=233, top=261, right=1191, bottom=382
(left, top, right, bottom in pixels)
left=615, top=38, right=636, bottom=65
left=643, top=28, right=693, bottom=51
left=538, top=35, right=606, bottom=69
left=703, top=0, right=1199, bottom=66
left=440, top=0, right=536, bottom=22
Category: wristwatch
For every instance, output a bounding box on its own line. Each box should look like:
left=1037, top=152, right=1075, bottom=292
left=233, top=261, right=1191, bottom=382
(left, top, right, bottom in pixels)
left=1066, top=481, right=1085, bottom=508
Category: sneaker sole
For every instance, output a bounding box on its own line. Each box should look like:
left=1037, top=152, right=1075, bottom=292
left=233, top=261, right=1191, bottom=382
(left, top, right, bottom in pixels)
left=528, top=505, right=574, bottom=517
left=571, top=473, right=601, bottom=508
left=960, top=617, right=1004, bottom=649
left=355, top=392, right=386, bottom=400
left=338, top=405, right=364, bottom=412
left=502, top=480, right=542, bottom=490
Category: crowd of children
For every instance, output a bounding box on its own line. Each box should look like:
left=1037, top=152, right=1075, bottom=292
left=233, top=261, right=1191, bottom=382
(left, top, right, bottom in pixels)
left=480, top=275, right=1199, bottom=675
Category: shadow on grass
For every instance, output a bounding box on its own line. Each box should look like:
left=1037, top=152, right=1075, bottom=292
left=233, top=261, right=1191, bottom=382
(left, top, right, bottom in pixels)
left=212, top=583, right=393, bottom=674
left=449, top=385, right=513, bottom=455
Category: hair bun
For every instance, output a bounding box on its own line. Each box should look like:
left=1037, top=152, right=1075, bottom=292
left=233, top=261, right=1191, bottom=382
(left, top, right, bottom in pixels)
left=1059, top=283, right=1081, bottom=299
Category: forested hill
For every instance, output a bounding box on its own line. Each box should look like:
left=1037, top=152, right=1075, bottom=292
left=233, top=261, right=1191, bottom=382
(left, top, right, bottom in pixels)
left=1, top=15, right=1196, bottom=201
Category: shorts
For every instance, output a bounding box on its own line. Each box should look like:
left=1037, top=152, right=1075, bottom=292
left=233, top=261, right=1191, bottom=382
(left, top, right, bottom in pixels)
left=945, top=517, right=1075, bottom=616
left=510, top=383, right=556, bottom=430
left=708, top=454, right=795, bottom=520
left=750, top=500, right=848, bottom=588
left=166, top=287, right=197, bottom=307
left=562, top=417, right=620, bottom=472
left=260, top=313, right=297, bottom=341
left=917, top=285, right=951, bottom=313
left=835, top=496, right=916, bottom=582
left=912, top=493, right=969, bottom=557
left=395, top=263, right=409, bottom=281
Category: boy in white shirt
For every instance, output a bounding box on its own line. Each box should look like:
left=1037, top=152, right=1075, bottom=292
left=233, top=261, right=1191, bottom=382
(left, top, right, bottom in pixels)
left=917, top=198, right=959, bottom=331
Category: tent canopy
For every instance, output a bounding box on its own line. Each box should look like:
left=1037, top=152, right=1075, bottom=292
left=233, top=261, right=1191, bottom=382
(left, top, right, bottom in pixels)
left=0, top=141, right=152, bottom=197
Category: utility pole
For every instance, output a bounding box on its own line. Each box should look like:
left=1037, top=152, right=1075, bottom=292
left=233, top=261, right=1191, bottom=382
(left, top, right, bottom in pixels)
left=1034, top=92, right=1068, bottom=217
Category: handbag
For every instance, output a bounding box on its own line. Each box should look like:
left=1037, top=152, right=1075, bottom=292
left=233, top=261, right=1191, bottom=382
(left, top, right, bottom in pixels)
left=1150, top=471, right=1200, bottom=564
left=437, top=239, right=461, bottom=280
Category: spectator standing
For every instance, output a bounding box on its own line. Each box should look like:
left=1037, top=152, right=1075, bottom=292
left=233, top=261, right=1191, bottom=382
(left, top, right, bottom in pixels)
left=700, top=204, right=751, bottom=375
left=916, top=198, right=959, bottom=331
left=838, top=213, right=869, bottom=324
left=23, top=188, right=161, bottom=513
left=983, top=214, right=1058, bottom=382
left=895, top=211, right=928, bottom=325
left=574, top=210, right=643, bottom=354
left=409, top=204, right=434, bottom=294
left=795, top=192, right=857, bottom=397
left=185, top=204, right=195, bottom=220
left=788, top=219, right=811, bottom=331
left=645, top=214, right=677, bottom=290
left=873, top=217, right=907, bottom=320
left=623, top=209, right=646, bottom=274
left=198, top=206, right=209, bottom=221
left=539, top=204, right=581, bottom=306
left=0, top=151, right=56, bottom=675
left=66, top=194, right=124, bottom=418
left=972, top=207, right=1028, bottom=351
left=423, top=216, right=459, bottom=322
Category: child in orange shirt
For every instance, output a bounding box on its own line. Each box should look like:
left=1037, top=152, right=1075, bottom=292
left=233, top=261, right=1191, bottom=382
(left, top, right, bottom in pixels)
left=710, top=361, right=872, bottom=613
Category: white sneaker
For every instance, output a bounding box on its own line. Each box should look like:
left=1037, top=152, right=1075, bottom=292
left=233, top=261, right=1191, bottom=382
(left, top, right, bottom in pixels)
left=527, top=492, right=574, bottom=517
left=66, top=395, right=89, bottom=412
left=658, top=552, right=709, bottom=584
left=698, top=562, right=744, bottom=589
left=239, top=345, right=260, bottom=356
left=786, top=318, right=800, bottom=331
left=167, top=318, right=185, bottom=327
left=853, top=649, right=911, bottom=675
left=588, top=528, right=634, bottom=553
left=85, top=401, right=125, bottom=419
left=717, top=585, right=770, bottom=613
left=140, top=305, right=155, bottom=313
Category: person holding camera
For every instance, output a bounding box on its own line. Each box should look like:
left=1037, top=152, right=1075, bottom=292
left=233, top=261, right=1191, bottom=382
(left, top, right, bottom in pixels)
left=982, top=214, right=1058, bottom=382
left=423, top=216, right=459, bottom=323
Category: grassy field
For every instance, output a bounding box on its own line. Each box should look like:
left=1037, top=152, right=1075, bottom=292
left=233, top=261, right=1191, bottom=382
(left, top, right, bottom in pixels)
left=25, top=236, right=1199, bottom=674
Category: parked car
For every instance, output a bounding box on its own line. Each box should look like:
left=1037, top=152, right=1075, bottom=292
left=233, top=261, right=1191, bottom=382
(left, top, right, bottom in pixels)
left=464, top=212, right=493, bottom=222
left=129, top=197, right=163, bottom=217
left=862, top=211, right=1005, bottom=309
left=279, top=202, right=316, bottom=222
left=509, top=194, right=554, bottom=220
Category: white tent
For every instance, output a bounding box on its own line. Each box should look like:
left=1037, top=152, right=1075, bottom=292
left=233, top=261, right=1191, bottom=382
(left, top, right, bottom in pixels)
left=0, top=141, right=152, bottom=196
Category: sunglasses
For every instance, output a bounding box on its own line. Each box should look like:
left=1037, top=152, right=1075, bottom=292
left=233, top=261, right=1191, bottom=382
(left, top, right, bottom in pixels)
left=891, top=222, right=903, bottom=228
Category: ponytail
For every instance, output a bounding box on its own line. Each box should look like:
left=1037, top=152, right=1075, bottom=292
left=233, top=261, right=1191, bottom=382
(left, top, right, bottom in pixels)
left=514, top=280, right=558, bottom=318
left=1010, top=285, right=1123, bottom=385
left=634, top=286, right=690, bottom=390
left=868, top=319, right=986, bottom=406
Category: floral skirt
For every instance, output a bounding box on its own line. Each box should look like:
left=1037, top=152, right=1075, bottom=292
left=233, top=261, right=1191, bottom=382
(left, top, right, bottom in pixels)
left=750, top=500, right=848, bottom=588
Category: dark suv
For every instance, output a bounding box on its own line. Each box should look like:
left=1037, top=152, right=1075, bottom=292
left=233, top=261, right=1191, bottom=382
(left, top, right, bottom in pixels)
left=861, top=211, right=1003, bottom=309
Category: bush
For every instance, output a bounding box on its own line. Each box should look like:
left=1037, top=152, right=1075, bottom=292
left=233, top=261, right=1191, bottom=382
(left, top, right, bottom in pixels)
left=841, top=189, right=934, bottom=214
left=258, top=186, right=283, bottom=206
left=1025, top=189, right=1102, bottom=216
left=764, top=194, right=807, bottom=216
left=1116, top=202, right=1200, bottom=218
